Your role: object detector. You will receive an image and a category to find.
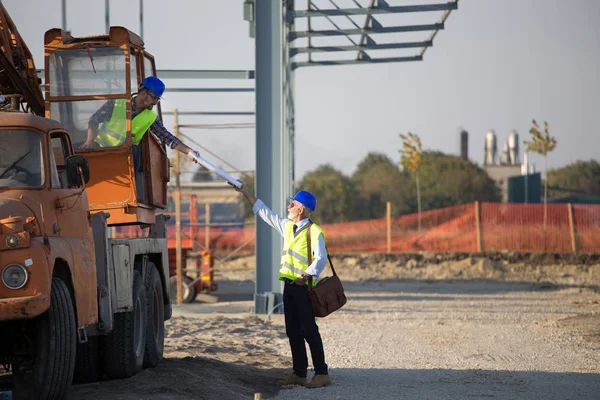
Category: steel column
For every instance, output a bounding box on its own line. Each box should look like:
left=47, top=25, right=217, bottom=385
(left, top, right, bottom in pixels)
left=254, top=0, right=290, bottom=314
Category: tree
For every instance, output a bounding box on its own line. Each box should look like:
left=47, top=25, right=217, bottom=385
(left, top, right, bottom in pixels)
left=547, top=160, right=600, bottom=196
left=297, top=164, right=361, bottom=224
left=524, top=119, right=557, bottom=227
left=399, top=133, right=423, bottom=231
left=417, top=151, right=501, bottom=207
left=351, top=152, right=413, bottom=219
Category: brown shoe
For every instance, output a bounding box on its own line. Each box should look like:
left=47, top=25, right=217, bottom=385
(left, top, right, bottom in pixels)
left=278, top=372, right=307, bottom=386
left=305, top=374, right=331, bottom=388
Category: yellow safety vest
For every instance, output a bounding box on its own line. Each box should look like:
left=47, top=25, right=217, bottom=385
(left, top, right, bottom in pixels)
left=279, top=222, right=324, bottom=287
left=95, top=99, right=157, bottom=147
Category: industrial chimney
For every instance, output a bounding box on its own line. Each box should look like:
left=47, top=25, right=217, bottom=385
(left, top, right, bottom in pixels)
left=507, top=130, right=519, bottom=165
left=484, top=130, right=497, bottom=166
left=460, top=129, right=468, bottom=160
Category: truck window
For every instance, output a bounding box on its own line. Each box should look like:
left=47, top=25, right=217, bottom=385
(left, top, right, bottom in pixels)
left=0, top=129, right=44, bottom=188
left=48, top=47, right=129, bottom=150
left=50, top=134, right=70, bottom=188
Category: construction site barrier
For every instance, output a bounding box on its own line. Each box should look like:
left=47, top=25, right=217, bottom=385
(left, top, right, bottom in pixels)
left=115, top=203, right=600, bottom=254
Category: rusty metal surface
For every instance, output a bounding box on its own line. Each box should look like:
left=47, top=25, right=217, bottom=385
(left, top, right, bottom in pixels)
left=0, top=239, right=51, bottom=319
left=0, top=3, right=44, bottom=115
left=0, top=293, right=50, bottom=320
left=0, top=112, right=63, bottom=132
left=44, top=26, right=144, bottom=50
left=0, top=182, right=98, bottom=326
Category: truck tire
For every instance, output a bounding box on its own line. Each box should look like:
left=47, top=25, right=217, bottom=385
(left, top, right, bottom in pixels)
left=102, top=271, right=146, bottom=379
left=143, top=262, right=165, bottom=368
left=169, top=275, right=196, bottom=304
left=73, top=335, right=101, bottom=383
left=12, top=278, right=76, bottom=400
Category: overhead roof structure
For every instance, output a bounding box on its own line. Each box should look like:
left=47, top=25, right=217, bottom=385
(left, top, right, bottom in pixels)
left=289, top=0, right=457, bottom=68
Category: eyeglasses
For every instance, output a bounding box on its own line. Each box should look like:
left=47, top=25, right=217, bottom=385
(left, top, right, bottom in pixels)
left=148, top=91, right=160, bottom=102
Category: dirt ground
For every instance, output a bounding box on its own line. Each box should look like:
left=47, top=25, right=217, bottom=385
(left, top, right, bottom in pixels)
left=3, top=254, right=599, bottom=399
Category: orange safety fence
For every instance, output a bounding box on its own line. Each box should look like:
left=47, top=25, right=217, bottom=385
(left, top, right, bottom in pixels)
left=115, top=203, right=600, bottom=254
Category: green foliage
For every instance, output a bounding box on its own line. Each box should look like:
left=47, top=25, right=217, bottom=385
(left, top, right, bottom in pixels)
left=524, top=120, right=557, bottom=156
left=547, top=160, right=600, bottom=196
left=399, top=132, right=422, bottom=173
left=351, top=152, right=413, bottom=218
left=417, top=151, right=501, bottom=206
left=295, top=152, right=500, bottom=223
left=297, top=164, right=361, bottom=224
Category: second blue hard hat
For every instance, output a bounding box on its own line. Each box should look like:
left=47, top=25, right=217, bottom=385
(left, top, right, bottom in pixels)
left=290, top=190, right=317, bottom=211
left=141, top=76, right=165, bottom=98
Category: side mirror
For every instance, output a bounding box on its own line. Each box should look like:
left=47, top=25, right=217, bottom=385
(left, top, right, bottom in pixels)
left=66, top=155, right=90, bottom=187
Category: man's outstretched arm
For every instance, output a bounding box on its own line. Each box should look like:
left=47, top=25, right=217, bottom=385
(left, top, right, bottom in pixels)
left=234, top=182, right=287, bottom=237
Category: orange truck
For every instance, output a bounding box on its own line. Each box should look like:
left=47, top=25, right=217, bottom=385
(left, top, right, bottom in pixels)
left=0, top=5, right=173, bottom=399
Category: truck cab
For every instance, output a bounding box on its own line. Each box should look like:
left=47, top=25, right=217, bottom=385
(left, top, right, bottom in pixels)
left=44, top=26, right=170, bottom=226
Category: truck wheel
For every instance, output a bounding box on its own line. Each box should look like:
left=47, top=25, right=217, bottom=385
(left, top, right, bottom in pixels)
left=143, top=262, right=165, bottom=368
left=73, top=336, right=101, bottom=383
left=12, top=278, right=76, bottom=400
left=102, top=271, right=146, bottom=379
left=169, top=275, right=197, bottom=304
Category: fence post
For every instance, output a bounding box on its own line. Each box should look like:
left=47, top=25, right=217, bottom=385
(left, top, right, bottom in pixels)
left=475, top=201, right=483, bottom=252
left=386, top=201, right=391, bottom=253
left=568, top=203, right=577, bottom=253
left=205, top=202, right=211, bottom=251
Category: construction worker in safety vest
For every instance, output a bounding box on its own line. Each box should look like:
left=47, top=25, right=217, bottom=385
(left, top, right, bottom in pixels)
left=233, top=183, right=331, bottom=389
left=81, top=76, right=201, bottom=173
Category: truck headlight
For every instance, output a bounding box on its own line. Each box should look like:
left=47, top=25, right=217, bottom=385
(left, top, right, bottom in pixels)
left=2, top=264, right=28, bottom=289
left=6, top=235, right=20, bottom=248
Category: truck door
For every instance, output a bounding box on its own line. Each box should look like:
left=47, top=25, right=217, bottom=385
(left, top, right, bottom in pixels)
left=49, top=131, right=93, bottom=239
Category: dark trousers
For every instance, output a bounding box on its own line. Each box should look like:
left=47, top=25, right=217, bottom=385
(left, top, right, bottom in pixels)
left=283, top=281, right=328, bottom=377
left=132, top=144, right=145, bottom=200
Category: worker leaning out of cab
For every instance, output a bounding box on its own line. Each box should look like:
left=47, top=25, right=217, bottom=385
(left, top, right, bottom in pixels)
left=80, top=76, right=200, bottom=171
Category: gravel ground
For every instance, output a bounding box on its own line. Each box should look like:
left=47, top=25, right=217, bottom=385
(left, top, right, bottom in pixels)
left=4, top=256, right=598, bottom=399
left=272, top=281, right=600, bottom=400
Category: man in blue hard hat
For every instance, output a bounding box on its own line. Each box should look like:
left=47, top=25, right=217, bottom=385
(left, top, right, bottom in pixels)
left=81, top=76, right=201, bottom=171
left=234, top=184, right=331, bottom=389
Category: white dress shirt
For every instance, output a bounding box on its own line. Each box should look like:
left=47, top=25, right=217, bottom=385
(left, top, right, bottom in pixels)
left=252, top=199, right=327, bottom=277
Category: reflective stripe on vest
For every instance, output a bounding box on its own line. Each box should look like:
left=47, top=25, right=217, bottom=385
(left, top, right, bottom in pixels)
left=278, top=221, right=324, bottom=286
left=95, top=99, right=157, bottom=147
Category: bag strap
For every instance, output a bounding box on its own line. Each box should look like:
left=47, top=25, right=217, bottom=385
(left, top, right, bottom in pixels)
left=306, top=223, right=337, bottom=291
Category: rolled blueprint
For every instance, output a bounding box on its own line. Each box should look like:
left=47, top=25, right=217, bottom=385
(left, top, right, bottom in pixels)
left=188, top=152, right=243, bottom=189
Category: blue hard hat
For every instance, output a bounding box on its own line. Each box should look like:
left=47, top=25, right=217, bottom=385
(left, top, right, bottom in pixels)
left=290, top=190, right=317, bottom=211
left=140, top=76, right=165, bottom=98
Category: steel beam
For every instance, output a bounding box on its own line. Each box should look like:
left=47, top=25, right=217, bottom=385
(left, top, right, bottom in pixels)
left=165, top=88, right=254, bottom=93
left=293, top=55, right=422, bottom=69
left=36, top=69, right=256, bottom=80
left=291, top=40, right=432, bottom=55
left=157, top=70, right=255, bottom=80
left=291, top=2, right=457, bottom=18
left=290, top=23, right=444, bottom=39
left=163, top=111, right=254, bottom=116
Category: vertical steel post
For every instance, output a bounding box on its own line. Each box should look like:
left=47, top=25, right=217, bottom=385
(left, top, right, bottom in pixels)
left=174, top=109, right=183, bottom=304
left=62, top=0, right=67, bottom=32
left=254, top=0, right=290, bottom=314
left=205, top=202, right=210, bottom=250
left=139, top=0, right=144, bottom=39
left=386, top=202, right=391, bottom=253
left=105, top=0, right=110, bottom=34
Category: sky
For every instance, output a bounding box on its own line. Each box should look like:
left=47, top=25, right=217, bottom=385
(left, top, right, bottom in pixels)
left=5, top=0, right=600, bottom=181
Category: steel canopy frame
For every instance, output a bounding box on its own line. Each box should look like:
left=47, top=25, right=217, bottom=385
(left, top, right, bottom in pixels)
left=289, top=0, right=458, bottom=69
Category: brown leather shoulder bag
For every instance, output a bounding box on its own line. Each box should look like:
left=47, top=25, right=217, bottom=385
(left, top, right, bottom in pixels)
left=306, top=225, right=347, bottom=318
